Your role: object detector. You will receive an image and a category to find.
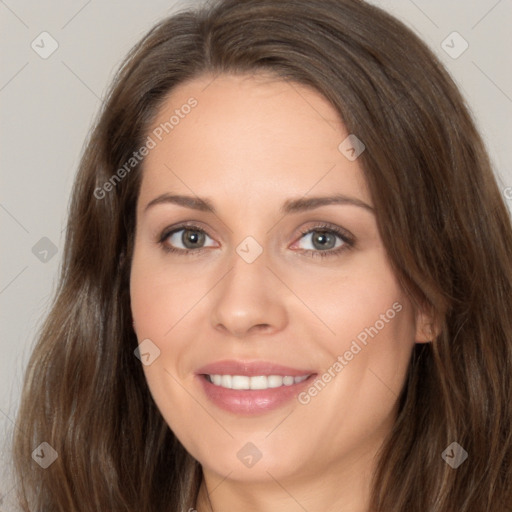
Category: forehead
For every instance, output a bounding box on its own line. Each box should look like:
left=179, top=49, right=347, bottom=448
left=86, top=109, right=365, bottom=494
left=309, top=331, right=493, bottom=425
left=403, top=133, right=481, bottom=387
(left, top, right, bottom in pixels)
left=138, top=73, right=371, bottom=210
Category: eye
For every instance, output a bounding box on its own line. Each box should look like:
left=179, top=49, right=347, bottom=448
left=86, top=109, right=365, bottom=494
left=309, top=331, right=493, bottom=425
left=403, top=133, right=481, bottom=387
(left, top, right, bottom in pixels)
left=158, top=224, right=216, bottom=255
left=292, top=223, right=354, bottom=259
left=158, top=222, right=355, bottom=259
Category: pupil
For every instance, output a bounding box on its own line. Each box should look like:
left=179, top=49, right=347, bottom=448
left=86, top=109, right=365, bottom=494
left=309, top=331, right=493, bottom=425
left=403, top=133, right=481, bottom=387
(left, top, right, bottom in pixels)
left=313, top=231, right=335, bottom=250
left=183, top=229, right=204, bottom=249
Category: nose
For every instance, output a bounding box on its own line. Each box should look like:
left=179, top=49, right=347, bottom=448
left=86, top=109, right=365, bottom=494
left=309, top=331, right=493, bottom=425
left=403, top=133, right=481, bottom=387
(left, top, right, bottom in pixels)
left=210, top=249, right=288, bottom=339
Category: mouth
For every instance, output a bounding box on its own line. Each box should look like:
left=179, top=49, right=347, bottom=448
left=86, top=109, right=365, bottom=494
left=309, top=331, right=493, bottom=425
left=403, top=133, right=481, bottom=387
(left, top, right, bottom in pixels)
left=195, top=360, right=317, bottom=415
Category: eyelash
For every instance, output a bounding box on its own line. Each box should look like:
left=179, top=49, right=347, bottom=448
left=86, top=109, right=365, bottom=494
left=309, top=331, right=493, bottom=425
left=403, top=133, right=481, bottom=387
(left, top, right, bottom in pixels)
left=157, top=222, right=355, bottom=259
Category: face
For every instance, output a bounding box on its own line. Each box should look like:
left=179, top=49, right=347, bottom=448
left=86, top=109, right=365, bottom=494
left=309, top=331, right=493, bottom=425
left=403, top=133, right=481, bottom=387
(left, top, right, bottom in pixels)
left=130, top=73, right=430, bottom=488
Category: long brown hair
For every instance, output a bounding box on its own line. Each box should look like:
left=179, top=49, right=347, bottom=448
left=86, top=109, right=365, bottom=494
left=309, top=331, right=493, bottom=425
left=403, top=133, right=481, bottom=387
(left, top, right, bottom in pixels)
left=12, top=0, right=512, bottom=510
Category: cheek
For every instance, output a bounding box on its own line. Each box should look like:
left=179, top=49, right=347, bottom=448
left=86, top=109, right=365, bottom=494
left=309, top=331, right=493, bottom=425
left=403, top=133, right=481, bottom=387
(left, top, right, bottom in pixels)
left=130, top=254, right=202, bottom=441
left=129, top=247, right=208, bottom=398
left=129, top=246, right=203, bottom=339
left=296, top=249, right=415, bottom=353
left=301, top=251, right=417, bottom=406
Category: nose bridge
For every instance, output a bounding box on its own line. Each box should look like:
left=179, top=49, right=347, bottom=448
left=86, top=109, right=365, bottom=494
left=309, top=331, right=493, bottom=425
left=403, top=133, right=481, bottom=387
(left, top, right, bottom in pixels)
left=210, top=242, right=287, bottom=337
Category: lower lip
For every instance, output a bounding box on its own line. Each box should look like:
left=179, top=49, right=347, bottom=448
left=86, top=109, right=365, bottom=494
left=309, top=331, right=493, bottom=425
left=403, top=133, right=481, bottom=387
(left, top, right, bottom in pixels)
left=197, top=374, right=316, bottom=415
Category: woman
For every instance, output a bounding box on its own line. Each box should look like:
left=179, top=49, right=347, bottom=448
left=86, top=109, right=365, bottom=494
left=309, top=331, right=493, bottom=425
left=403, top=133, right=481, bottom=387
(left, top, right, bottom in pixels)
left=12, top=0, right=512, bottom=510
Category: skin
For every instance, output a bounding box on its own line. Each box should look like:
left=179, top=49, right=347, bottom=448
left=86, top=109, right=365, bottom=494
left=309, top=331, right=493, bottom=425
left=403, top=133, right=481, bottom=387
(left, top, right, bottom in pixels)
left=130, top=73, right=433, bottom=512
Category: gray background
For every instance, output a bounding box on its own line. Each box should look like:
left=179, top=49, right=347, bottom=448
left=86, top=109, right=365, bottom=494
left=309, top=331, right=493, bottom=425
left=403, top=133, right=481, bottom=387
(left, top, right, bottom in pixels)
left=1, top=0, right=511, bottom=507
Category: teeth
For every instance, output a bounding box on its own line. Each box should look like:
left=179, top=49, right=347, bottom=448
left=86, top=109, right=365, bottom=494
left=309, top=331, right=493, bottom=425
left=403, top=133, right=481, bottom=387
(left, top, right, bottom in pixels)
left=221, top=375, right=232, bottom=388
left=283, top=376, right=294, bottom=386
left=207, top=374, right=310, bottom=390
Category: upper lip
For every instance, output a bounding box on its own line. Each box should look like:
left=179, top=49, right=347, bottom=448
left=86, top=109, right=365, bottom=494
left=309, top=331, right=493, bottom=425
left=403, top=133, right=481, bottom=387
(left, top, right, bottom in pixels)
left=196, top=360, right=315, bottom=377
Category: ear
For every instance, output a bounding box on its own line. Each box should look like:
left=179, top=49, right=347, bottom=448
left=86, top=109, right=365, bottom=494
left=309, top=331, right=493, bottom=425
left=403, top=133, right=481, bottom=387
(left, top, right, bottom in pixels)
left=414, top=306, right=439, bottom=344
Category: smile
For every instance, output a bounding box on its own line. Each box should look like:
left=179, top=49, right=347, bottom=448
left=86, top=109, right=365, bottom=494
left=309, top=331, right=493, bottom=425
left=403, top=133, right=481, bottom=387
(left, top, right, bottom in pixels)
left=205, top=374, right=310, bottom=390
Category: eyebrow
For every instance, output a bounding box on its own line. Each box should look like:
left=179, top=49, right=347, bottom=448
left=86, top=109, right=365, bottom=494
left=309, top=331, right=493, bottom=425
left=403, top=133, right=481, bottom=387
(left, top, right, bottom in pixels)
left=143, top=193, right=375, bottom=215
